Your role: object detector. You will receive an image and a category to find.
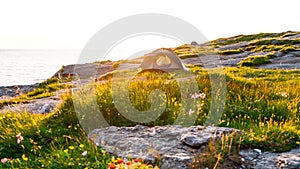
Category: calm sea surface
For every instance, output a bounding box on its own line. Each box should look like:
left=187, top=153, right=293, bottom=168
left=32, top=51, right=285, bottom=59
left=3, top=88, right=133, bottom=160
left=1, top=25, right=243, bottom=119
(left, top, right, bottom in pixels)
left=0, top=50, right=80, bottom=86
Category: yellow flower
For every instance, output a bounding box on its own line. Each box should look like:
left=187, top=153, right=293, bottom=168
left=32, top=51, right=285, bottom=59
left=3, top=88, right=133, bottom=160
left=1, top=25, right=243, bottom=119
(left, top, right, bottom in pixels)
left=69, top=146, right=75, bottom=150
left=64, top=149, right=68, bottom=153
left=79, top=144, right=84, bottom=148
left=22, top=154, right=28, bottom=161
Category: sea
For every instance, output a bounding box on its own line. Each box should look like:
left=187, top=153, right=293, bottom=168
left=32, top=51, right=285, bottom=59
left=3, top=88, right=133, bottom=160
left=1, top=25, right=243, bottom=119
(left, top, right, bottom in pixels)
left=0, top=50, right=81, bottom=87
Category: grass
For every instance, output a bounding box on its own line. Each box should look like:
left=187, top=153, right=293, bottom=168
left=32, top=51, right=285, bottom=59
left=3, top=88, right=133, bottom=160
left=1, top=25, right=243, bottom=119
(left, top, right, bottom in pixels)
left=1, top=65, right=300, bottom=168
left=0, top=78, right=71, bottom=109
left=0, top=67, right=299, bottom=168
left=76, top=66, right=300, bottom=153
left=211, top=32, right=289, bottom=46
left=217, top=48, right=244, bottom=55
left=238, top=55, right=271, bottom=67
left=249, top=38, right=300, bottom=46
left=174, top=45, right=216, bottom=59
left=0, top=94, right=112, bottom=168
left=194, top=132, right=241, bottom=168
left=247, top=44, right=298, bottom=53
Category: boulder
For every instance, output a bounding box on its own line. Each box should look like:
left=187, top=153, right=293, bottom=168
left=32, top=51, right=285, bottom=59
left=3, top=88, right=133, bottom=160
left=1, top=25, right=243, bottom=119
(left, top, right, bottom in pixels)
left=88, top=125, right=241, bottom=169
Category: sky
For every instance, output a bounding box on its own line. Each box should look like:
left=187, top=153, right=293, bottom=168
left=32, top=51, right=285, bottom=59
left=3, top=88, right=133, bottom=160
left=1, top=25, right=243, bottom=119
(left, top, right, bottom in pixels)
left=0, top=0, right=300, bottom=55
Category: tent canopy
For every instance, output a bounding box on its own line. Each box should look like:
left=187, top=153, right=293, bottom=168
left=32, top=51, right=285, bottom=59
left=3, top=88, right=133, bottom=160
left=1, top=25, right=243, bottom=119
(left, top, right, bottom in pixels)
left=140, top=48, right=187, bottom=71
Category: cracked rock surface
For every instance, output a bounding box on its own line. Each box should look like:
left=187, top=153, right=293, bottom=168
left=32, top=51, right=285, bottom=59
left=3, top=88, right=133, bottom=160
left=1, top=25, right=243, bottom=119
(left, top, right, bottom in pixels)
left=88, top=125, right=240, bottom=169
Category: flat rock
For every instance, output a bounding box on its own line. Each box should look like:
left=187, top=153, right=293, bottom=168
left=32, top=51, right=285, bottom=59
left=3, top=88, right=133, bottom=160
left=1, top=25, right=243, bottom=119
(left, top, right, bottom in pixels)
left=258, top=63, right=300, bottom=70
left=240, top=146, right=300, bottom=169
left=88, top=125, right=240, bottom=169
left=0, top=96, right=61, bottom=114
left=0, top=84, right=38, bottom=99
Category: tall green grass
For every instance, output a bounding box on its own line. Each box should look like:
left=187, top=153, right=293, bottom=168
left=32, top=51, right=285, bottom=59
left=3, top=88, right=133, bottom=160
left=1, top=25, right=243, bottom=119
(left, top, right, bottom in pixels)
left=1, top=67, right=300, bottom=168
left=75, top=67, right=300, bottom=152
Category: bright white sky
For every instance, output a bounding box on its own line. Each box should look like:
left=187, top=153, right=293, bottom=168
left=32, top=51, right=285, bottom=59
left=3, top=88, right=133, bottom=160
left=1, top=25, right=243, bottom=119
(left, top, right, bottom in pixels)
left=0, top=0, right=300, bottom=53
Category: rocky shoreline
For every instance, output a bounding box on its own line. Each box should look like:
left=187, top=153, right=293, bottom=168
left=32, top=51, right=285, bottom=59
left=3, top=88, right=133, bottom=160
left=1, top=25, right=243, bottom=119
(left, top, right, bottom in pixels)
left=0, top=83, right=38, bottom=100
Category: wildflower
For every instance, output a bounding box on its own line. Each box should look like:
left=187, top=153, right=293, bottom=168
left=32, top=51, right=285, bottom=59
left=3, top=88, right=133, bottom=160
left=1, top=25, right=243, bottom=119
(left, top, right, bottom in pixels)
left=133, top=159, right=141, bottom=163
left=116, top=158, right=124, bottom=164
left=22, top=154, right=28, bottom=161
left=281, top=92, right=288, bottom=98
left=191, top=93, right=200, bottom=99
left=111, top=156, right=115, bottom=162
left=79, top=144, right=84, bottom=148
left=108, top=163, right=117, bottom=169
left=63, top=149, right=68, bottom=153
left=16, top=133, right=24, bottom=144
left=276, top=92, right=288, bottom=98
left=191, top=93, right=206, bottom=99
left=1, top=158, right=8, bottom=163
left=125, top=161, right=131, bottom=165
left=69, top=146, right=74, bottom=150
left=199, top=93, right=206, bottom=99
left=82, top=151, right=88, bottom=157
left=188, top=109, right=194, bottom=116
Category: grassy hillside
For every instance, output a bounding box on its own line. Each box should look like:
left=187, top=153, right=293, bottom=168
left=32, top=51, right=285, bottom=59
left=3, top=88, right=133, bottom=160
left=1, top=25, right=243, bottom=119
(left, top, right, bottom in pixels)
left=1, top=31, right=300, bottom=168
left=174, top=31, right=300, bottom=67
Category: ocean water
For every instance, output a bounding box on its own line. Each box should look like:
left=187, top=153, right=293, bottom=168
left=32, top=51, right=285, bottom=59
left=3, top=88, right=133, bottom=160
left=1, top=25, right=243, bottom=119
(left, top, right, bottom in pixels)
left=0, top=50, right=80, bottom=86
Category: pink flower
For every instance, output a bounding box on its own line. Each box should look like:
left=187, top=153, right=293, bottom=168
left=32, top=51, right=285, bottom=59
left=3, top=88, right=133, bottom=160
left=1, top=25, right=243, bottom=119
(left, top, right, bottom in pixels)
left=191, top=93, right=200, bottom=99
left=199, top=93, right=206, bottom=99
left=16, top=133, right=24, bottom=144
left=1, top=158, right=8, bottom=163
left=82, top=151, right=88, bottom=156
left=191, top=93, right=206, bottom=99
left=188, top=109, right=194, bottom=115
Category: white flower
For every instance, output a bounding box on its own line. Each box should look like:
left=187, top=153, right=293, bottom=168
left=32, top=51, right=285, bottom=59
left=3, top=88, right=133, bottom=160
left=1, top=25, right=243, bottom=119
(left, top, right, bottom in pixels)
left=188, top=109, right=194, bottom=116
left=82, top=151, right=88, bottom=156
left=276, top=92, right=288, bottom=98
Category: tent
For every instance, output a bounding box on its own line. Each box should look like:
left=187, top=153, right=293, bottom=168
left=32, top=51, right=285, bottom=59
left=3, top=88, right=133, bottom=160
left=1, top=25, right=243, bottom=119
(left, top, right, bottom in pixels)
left=140, top=48, right=187, bottom=71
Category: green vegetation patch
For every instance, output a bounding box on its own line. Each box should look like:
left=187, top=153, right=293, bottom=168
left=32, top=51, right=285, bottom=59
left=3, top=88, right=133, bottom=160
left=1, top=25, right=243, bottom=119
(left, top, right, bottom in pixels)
left=218, top=48, right=244, bottom=55
left=249, top=38, right=300, bottom=46
left=212, top=32, right=287, bottom=46
left=0, top=78, right=71, bottom=109
left=238, top=55, right=271, bottom=67
left=174, top=45, right=217, bottom=59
